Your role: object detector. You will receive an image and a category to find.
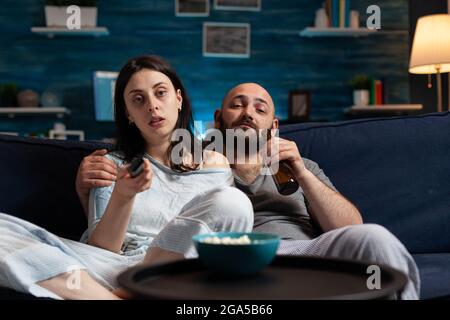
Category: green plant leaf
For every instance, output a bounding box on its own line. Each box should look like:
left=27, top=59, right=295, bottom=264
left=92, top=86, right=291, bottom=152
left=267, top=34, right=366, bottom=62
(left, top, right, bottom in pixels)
left=350, top=75, right=370, bottom=90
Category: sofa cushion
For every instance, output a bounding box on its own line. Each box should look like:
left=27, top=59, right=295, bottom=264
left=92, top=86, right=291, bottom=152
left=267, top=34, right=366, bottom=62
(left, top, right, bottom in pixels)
left=0, top=134, right=111, bottom=240
left=413, top=253, right=450, bottom=300
left=280, top=112, right=450, bottom=254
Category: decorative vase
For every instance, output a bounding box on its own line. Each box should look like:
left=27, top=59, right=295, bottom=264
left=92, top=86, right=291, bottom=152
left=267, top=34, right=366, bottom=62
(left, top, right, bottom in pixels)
left=315, top=8, right=329, bottom=28
left=17, top=90, right=39, bottom=108
left=45, top=6, right=66, bottom=27
left=350, top=10, right=360, bottom=29
left=353, top=90, right=369, bottom=106
left=45, top=5, right=97, bottom=28
left=80, top=7, right=97, bottom=27
left=40, top=90, right=62, bottom=107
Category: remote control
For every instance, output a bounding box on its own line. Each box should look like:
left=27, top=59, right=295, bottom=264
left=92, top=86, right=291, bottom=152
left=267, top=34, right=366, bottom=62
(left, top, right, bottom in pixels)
left=128, top=157, right=145, bottom=177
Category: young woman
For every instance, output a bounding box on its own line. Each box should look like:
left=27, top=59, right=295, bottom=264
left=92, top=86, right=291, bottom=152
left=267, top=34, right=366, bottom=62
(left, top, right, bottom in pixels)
left=0, top=55, right=254, bottom=299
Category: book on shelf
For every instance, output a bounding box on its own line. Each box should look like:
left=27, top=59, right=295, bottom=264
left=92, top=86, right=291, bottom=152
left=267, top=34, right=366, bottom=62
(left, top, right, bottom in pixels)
left=333, top=0, right=339, bottom=27
left=368, top=78, right=384, bottom=106
left=345, top=0, right=350, bottom=27
left=370, top=78, right=375, bottom=105
left=375, top=80, right=383, bottom=105
left=324, top=0, right=351, bottom=28
left=325, top=0, right=332, bottom=27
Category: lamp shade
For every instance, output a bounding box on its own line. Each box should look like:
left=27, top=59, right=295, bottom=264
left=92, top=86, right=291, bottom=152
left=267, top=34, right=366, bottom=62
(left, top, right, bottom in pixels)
left=409, top=14, right=450, bottom=74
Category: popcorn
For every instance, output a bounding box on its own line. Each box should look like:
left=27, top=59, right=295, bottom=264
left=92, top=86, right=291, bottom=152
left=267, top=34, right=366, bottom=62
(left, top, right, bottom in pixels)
left=201, top=235, right=252, bottom=245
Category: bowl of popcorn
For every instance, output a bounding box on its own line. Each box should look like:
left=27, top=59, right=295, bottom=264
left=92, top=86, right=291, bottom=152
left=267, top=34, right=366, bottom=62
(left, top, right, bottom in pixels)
left=192, top=232, right=280, bottom=275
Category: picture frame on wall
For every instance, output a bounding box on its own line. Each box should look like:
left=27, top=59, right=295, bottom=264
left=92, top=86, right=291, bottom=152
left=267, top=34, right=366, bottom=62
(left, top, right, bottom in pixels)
left=93, top=71, right=118, bottom=122
left=288, top=90, right=311, bottom=122
left=176, top=0, right=209, bottom=17
left=214, top=0, right=261, bottom=11
left=203, top=22, right=251, bottom=58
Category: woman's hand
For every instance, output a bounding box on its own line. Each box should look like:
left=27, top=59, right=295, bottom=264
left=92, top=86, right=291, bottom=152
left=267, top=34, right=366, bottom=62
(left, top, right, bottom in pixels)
left=113, top=158, right=153, bottom=200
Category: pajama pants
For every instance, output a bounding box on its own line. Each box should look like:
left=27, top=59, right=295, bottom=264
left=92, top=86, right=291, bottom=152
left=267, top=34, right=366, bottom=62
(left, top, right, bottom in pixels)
left=277, top=224, right=420, bottom=300
left=0, top=188, right=419, bottom=300
left=0, top=187, right=254, bottom=299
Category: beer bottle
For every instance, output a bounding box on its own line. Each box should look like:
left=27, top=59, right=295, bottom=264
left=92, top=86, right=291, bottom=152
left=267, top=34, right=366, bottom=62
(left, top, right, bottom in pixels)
left=272, top=161, right=299, bottom=195
left=265, top=129, right=299, bottom=195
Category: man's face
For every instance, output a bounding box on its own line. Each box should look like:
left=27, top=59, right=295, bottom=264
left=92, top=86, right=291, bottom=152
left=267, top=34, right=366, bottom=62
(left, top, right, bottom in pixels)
left=215, top=83, right=278, bottom=133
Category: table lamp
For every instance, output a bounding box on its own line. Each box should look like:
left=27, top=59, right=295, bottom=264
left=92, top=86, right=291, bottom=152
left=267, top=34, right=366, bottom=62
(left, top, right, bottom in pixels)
left=409, top=14, right=450, bottom=112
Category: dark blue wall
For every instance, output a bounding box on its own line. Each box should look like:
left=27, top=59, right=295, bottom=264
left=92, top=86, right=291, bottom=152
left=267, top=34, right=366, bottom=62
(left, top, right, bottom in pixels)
left=0, top=0, right=410, bottom=140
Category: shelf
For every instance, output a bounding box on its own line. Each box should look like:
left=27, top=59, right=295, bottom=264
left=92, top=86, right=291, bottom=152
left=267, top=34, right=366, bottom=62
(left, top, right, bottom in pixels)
left=299, top=27, right=377, bottom=37
left=344, top=104, right=423, bottom=117
left=346, top=104, right=423, bottom=112
left=31, top=27, right=109, bottom=38
left=0, top=107, right=71, bottom=118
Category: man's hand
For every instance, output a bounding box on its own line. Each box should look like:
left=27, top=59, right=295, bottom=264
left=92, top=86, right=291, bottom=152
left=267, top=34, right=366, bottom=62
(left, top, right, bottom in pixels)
left=267, top=136, right=307, bottom=181
left=75, top=149, right=118, bottom=216
left=113, top=159, right=153, bottom=200
left=267, top=136, right=362, bottom=231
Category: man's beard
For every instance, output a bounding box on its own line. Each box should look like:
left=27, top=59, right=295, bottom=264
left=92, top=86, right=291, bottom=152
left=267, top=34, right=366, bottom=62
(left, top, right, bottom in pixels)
left=218, top=115, right=270, bottom=156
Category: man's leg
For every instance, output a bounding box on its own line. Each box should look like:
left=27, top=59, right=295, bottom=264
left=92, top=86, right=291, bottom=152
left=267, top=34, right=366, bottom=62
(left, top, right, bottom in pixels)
left=277, top=224, right=420, bottom=300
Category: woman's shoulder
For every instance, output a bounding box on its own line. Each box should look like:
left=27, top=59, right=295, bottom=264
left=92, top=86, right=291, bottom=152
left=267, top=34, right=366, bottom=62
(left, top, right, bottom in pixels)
left=201, top=150, right=230, bottom=169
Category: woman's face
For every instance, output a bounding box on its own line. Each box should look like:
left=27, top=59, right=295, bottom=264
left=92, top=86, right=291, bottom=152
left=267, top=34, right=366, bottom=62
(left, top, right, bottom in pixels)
left=124, top=69, right=182, bottom=147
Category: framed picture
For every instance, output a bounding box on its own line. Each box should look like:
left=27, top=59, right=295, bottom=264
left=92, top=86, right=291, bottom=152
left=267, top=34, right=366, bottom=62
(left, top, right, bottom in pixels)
left=288, top=90, right=311, bottom=121
left=176, top=0, right=209, bottom=17
left=203, top=22, right=251, bottom=58
left=214, top=0, right=261, bottom=11
left=93, top=71, right=118, bottom=122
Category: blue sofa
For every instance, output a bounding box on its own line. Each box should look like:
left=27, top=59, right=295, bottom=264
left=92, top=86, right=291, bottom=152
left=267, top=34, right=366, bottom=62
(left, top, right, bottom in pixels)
left=0, top=112, right=449, bottom=299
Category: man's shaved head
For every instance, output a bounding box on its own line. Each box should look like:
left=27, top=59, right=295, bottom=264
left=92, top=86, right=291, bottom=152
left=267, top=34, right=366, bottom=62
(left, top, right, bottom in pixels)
left=215, top=82, right=279, bottom=133
left=221, top=83, right=275, bottom=112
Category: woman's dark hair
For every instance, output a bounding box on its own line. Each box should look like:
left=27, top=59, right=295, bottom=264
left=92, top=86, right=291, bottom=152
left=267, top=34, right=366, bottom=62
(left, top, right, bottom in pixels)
left=114, top=55, right=199, bottom=172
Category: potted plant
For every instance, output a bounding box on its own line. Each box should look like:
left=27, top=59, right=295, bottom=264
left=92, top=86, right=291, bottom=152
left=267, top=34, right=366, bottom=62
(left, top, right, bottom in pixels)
left=45, top=0, right=97, bottom=28
left=0, top=83, right=19, bottom=107
left=350, top=75, right=370, bottom=106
